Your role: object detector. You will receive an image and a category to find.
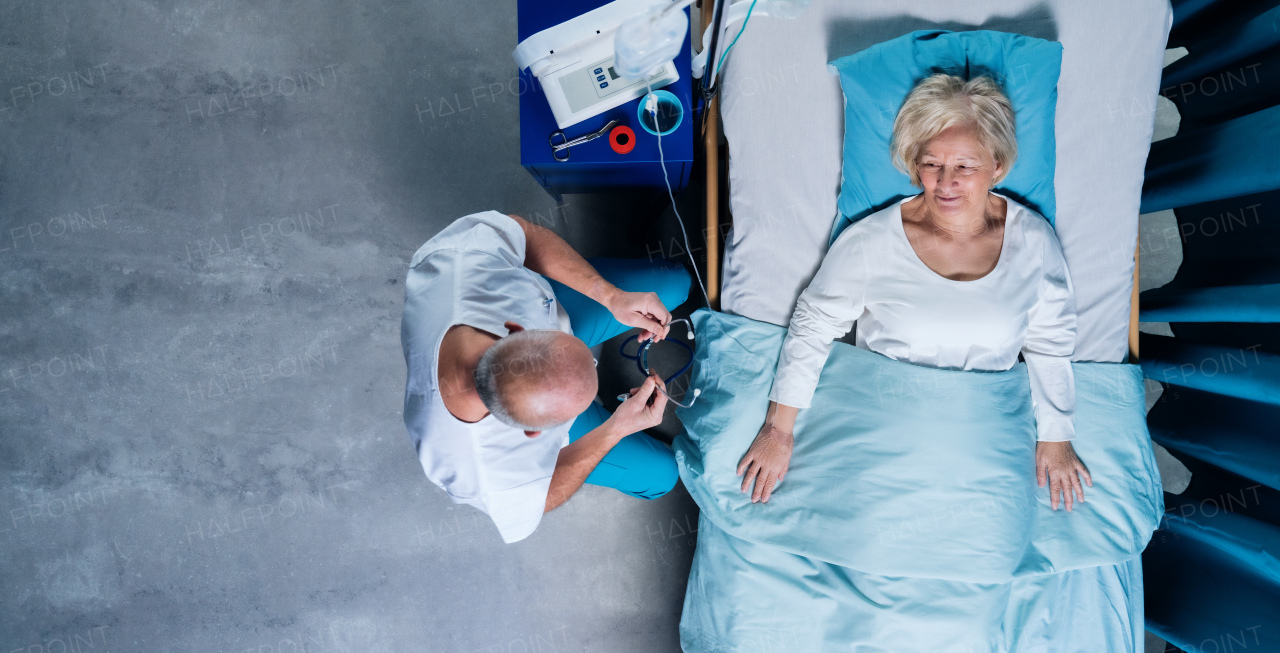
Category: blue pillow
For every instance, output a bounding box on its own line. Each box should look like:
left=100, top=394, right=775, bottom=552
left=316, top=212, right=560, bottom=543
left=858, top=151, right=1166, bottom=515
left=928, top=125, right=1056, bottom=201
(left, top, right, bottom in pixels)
left=829, top=30, right=1061, bottom=243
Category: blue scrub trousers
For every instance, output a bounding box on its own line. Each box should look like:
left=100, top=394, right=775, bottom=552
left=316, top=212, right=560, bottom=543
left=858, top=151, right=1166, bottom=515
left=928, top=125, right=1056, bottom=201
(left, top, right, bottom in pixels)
left=545, top=257, right=691, bottom=500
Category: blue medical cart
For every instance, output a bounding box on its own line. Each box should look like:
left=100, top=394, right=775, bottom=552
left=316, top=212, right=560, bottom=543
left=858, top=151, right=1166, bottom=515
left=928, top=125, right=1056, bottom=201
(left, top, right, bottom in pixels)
left=517, top=0, right=695, bottom=196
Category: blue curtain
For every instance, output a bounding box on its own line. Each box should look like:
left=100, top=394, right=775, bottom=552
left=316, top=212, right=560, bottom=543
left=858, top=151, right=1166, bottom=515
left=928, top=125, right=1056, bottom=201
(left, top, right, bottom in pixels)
left=1140, top=2, right=1280, bottom=650
left=1162, top=4, right=1280, bottom=131
left=1143, top=459, right=1280, bottom=652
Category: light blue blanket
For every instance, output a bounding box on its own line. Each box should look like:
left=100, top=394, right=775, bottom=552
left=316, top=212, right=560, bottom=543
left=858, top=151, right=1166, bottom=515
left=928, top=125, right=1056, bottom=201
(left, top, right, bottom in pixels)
left=680, top=515, right=1148, bottom=652
left=674, top=310, right=1163, bottom=650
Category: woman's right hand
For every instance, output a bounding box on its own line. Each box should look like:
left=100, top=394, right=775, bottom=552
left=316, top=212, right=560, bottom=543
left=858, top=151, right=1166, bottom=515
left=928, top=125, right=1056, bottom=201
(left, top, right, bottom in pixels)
left=737, top=402, right=797, bottom=503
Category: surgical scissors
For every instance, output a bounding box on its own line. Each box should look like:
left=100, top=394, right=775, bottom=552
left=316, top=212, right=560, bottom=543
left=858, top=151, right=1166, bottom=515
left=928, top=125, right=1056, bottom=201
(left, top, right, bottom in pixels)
left=549, top=119, right=619, bottom=161
left=614, top=318, right=702, bottom=409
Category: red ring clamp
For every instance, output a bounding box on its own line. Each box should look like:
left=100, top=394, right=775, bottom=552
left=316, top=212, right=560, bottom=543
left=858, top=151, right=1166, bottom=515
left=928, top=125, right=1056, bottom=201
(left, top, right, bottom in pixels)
left=610, top=125, right=636, bottom=154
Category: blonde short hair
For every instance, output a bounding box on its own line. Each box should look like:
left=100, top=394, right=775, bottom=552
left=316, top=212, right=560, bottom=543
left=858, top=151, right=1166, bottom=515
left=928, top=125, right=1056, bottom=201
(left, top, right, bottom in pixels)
left=890, top=74, right=1018, bottom=187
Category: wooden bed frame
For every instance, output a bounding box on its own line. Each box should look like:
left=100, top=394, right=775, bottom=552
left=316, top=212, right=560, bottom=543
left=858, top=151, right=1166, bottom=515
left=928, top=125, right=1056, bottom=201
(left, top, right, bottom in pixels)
left=696, top=1, right=1142, bottom=363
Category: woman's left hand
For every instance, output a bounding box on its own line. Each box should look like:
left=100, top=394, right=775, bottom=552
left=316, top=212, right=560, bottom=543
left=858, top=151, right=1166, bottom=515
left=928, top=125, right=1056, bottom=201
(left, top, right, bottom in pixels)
left=738, top=402, right=798, bottom=503
left=1036, top=441, right=1093, bottom=511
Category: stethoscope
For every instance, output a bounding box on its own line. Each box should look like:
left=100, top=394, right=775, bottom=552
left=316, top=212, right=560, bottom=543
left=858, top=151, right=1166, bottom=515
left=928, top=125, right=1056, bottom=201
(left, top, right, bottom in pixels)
left=614, top=317, right=701, bottom=409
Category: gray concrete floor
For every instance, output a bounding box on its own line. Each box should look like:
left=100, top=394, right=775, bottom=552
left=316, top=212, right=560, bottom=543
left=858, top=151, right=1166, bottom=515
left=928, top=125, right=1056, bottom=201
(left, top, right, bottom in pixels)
left=1138, top=46, right=1192, bottom=653
left=0, top=2, right=697, bottom=652
left=1141, top=47, right=1193, bottom=505
left=0, top=2, right=1187, bottom=652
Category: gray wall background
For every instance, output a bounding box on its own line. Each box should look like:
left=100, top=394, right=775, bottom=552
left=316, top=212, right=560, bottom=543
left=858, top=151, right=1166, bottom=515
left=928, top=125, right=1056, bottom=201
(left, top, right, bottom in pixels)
left=0, top=2, right=1185, bottom=652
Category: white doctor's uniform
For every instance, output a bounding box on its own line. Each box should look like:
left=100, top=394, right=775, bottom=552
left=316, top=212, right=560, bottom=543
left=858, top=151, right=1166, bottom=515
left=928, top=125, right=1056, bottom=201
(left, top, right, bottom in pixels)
left=400, top=211, right=574, bottom=544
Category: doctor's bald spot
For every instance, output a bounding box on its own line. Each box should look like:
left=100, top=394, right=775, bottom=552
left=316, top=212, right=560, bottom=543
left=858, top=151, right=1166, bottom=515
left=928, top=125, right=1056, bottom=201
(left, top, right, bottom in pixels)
left=473, top=329, right=597, bottom=430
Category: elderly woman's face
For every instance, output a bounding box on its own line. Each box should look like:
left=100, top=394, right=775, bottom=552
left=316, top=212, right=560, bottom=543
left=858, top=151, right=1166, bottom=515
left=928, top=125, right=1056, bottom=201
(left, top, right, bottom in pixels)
left=916, top=124, right=1002, bottom=217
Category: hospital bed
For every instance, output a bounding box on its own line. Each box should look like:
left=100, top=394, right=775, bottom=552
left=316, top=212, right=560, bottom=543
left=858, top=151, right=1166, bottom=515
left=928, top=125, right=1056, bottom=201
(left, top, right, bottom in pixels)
left=706, top=0, right=1163, bottom=359
left=679, top=0, right=1173, bottom=649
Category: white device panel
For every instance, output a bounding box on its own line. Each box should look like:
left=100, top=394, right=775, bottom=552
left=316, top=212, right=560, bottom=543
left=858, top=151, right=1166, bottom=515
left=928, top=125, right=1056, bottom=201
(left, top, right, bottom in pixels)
left=548, top=57, right=677, bottom=129
left=514, top=0, right=681, bottom=129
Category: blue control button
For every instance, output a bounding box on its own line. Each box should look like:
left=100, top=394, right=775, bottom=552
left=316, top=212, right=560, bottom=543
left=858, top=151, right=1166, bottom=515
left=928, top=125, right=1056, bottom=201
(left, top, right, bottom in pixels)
left=593, top=67, right=603, bottom=74
left=596, top=74, right=606, bottom=82
left=599, top=82, right=608, bottom=89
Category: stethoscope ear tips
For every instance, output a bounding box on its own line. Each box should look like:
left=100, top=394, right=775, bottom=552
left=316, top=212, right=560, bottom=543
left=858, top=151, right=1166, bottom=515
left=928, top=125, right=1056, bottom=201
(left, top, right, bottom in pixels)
left=692, top=389, right=702, bottom=397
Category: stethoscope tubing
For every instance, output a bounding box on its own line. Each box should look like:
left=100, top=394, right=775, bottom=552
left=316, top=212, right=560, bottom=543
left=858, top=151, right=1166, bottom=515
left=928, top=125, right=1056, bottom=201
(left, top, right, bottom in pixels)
left=613, top=318, right=700, bottom=409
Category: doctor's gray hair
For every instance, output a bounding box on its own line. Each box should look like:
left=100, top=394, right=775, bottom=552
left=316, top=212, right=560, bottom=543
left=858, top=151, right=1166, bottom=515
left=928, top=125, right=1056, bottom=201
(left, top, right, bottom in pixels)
left=474, top=329, right=586, bottom=431
left=890, top=73, right=1018, bottom=187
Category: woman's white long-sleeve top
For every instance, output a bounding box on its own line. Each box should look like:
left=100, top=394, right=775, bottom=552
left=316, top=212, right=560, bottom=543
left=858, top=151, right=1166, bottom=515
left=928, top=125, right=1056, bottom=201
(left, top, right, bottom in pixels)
left=769, top=194, right=1079, bottom=442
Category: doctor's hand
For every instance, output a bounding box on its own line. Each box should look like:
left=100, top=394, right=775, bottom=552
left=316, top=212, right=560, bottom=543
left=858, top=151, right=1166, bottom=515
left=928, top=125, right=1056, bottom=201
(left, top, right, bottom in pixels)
left=1037, top=440, right=1093, bottom=512
left=607, top=374, right=669, bottom=438
left=738, top=402, right=797, bottom=504
left=605, top=288, right=671, bottom=342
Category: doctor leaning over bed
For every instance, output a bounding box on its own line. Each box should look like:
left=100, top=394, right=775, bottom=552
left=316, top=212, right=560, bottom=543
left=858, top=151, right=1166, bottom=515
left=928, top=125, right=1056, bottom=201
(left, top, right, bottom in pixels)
left=738, top=73, right=1092, bottom=510
left=400, top=211, right=690, bottom=543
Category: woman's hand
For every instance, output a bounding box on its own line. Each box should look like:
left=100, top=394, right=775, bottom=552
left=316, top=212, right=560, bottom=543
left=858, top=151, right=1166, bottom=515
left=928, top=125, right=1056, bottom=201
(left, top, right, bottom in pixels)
left=605, top=288, right=671, bottom=342
left=606, top=374, right=669, bottom=437
left=737, top=402, right=797, bottom=503
left=1036, top=441, right=1093, bottom=511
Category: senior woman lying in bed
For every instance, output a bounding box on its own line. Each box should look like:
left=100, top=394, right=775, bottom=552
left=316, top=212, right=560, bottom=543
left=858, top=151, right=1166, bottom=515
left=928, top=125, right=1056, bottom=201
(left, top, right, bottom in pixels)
left=737, top=73, right=1093, bottom=511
